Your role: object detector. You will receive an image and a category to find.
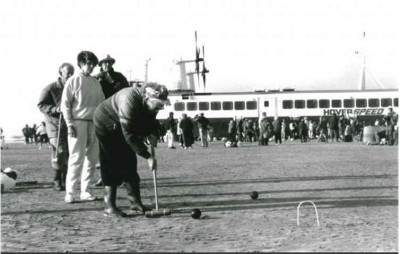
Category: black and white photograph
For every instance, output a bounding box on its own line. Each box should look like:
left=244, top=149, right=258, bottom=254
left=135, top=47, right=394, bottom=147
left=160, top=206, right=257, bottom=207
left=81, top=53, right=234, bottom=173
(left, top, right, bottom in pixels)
left=0, top=0, right=398, bottom=252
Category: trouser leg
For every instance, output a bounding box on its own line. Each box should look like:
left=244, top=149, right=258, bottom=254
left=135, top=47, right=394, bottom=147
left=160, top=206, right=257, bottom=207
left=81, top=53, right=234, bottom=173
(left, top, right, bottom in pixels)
left=65, top=120, right=87, bottom=195
left=80, top=121, right=98, bottom=195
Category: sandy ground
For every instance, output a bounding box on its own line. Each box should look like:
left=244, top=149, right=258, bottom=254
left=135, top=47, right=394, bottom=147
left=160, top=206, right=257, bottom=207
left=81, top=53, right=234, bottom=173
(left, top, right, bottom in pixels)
left=1, top=140, right=398, bottom=252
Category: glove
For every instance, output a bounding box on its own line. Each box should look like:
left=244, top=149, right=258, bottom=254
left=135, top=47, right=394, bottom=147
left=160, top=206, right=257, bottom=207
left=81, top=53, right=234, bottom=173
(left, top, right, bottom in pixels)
left=147, top=157, right=157, bottom=171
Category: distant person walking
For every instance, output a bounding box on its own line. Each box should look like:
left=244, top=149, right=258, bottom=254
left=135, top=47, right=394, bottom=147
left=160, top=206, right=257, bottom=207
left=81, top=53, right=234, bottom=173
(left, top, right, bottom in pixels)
left=196, top=113, right=210, bottom=147
left=30, top=124, right=38, bottom=145
left=60, top=51, right=105, bottom=203
left=272, top=116, right=282, bottom=145
left=22, top=124, right=30, bottom=144
left=180, top=113, right=194, bottom=149
left=317, top=116, right=328, bottom=143
left=384, top=106, right=398, bottom=145
left=36, top=121, right=50, bottom=149
left=259, top=112, right=269, bottom=146
left=38, top=62, right=74, bottom=191
left=165, top=112, right=177, bottom=149
left=329, top=113, right=339, bottom=142
left=228, top=119, right=237, bottom=143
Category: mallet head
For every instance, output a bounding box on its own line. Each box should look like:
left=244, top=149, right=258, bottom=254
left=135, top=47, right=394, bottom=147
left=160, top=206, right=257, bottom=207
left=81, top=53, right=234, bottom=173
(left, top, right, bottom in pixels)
left=145, top=208, right=172, bottom=218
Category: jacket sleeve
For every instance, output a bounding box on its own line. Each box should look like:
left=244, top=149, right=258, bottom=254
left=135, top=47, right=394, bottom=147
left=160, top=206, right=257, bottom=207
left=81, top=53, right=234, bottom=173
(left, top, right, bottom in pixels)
left=118, top=93, right=151, bottom=159
left=37, top=85, right=59, bottom=117
left=60, top=80, right=75, bottom=127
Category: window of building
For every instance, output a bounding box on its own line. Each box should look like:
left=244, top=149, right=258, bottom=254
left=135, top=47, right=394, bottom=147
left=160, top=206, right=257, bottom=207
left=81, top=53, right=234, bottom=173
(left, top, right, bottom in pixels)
left=395, top=98, right=398, bottom=107
left=368, top=98, right=379, bottom=107
left=381, top=98, right=392, bottom=107
left=356, top=99, right=367, bottom=108
left=332, top=100, right=342, bottom=108
left=344, top=99, right=354, bottom=108
left=295, top=100, right=305, bottom=109
left=319, top=99, right=330, bottom=108
left=235, top=101, right=245, bottom=110
left=307, top=99, right=317, bottom=108
left=246, top=101, right=257, bottom=110
left=223, top=101, right=233, bottom=110
left=282, top=100, right=293, bottom=109
left=187, top=102, right=197, bottom=111
left=211, top=101, right=221, bottom=110
left=174, top=102, right=185, bottom=111
left=264, top=101, right=269, bottom=107
left=199, top=102, right=209, bottom=110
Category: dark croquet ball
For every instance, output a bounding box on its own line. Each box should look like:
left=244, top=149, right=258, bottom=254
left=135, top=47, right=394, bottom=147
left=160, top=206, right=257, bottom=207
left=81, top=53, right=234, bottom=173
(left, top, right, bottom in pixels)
left=250, top=191, right=259, bottom=200
left=191, top=208, right=201, bottom=219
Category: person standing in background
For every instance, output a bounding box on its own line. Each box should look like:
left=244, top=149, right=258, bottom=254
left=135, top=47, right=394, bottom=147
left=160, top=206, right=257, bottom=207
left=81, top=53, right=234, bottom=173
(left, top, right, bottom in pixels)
left=165, top=112, right=177, bottom=149
left=93, top=54, right=130, bottom=187
left=60, top=51, right=105, bottom=203
left=38, top=62, right=74, bottom=191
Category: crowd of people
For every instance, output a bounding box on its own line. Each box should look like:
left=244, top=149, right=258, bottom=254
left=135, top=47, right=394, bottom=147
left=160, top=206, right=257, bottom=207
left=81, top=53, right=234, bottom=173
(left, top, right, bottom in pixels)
left=225, top=110, right=398, bottom=147
left=21, top=123, right=51, bottom=149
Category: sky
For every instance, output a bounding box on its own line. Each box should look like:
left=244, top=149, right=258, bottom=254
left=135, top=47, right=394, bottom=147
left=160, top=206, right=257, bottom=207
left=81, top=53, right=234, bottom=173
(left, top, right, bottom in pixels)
left=0, top=0, right=399, bottom=138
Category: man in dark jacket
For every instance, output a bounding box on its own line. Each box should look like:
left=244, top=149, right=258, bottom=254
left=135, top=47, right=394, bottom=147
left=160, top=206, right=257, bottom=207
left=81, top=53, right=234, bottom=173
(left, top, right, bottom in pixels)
left=329, top=113, right=340, bottom=142
left=22, top=124, right=30, bottom=144
left=272, top=116, right=282, bottom=145
left=95, top=54, right=130, bottom=99
left=93, top=55, right=130, bottom=186
left=179, top=113, right=194, bottom=149
left=38, top=63, right=74, bottom=191
left=195, top=113, right=211, bottom=147
left=94, top=82, right=168, bottom=217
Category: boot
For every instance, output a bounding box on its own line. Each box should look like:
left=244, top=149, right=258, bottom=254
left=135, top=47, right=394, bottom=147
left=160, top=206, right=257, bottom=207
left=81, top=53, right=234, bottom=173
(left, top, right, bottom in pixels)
left=125, top=181, right=150, bottom=214
left=103, top=186, right=127, bottom=217
left=53, top=170, right=63, bottom=191
left=60, top=169, right=67, bottom=191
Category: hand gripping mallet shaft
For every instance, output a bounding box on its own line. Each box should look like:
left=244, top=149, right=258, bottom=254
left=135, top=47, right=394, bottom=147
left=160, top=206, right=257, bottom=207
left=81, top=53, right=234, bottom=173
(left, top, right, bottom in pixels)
left=145, top=139, right=172, bottom=218
left=51, top=114, right=62, bottom=163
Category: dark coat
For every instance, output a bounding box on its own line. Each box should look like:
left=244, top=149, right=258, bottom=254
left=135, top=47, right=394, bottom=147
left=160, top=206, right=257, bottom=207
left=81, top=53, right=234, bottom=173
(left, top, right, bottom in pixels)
left=37, top=78, right=67, bottom=139
left=93, top=87, right=158, bottom=159
left=329, top=114, right=339, bottom=130
left=97, top=68, right=129, bottom=99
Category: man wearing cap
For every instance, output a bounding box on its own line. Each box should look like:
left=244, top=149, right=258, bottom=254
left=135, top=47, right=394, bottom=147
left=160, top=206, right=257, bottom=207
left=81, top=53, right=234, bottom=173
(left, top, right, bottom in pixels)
left=60, top=51, right=105, bottom=203
left=37, top=62, right=74, bottom=191
left=93, top=82, right=168, bottom=217
left=93, top=54, right=130, bottom=187
left=95, top=54, right=130, bottom=99
left=384, top=106, right=398, bottom=145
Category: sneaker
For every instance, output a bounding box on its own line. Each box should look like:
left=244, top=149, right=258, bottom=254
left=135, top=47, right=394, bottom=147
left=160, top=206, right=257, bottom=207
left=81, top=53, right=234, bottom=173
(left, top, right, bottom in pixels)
left=80, top=192, right=96, bottom=201
left=169, top=146, right=176, bottom=149
left=65, top=193, right=75, bottom=203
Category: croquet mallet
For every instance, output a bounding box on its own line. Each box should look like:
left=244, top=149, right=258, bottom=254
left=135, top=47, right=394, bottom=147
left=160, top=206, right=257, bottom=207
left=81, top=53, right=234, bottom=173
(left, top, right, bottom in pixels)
left=145, top=139, right=172, bottom=218
left=51, top=114, right=62, bottom=163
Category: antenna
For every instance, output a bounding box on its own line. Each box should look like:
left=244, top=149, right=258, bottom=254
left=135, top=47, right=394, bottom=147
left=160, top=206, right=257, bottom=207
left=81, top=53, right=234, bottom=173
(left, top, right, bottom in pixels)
left=355, top=32, right=385, bottom=90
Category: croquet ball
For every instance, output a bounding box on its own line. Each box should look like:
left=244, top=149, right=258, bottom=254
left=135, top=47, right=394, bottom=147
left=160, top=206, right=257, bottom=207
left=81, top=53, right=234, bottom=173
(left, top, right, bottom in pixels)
left=191, top=209, right=201, bottom=219
left=250, top=191, right=258, bottom=200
